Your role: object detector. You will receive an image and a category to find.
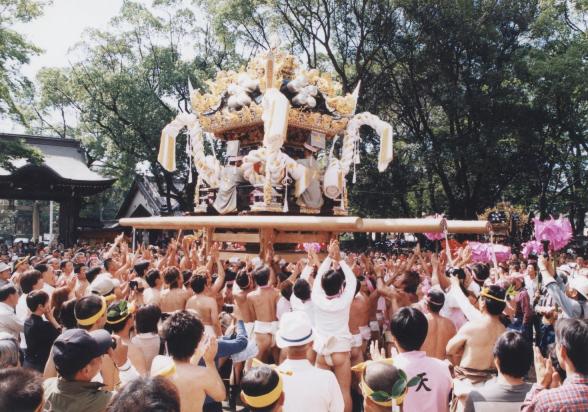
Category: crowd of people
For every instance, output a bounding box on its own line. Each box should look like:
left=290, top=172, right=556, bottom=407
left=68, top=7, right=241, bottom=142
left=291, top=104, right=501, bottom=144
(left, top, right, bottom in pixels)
left=0, top=233, right=587, bottom=412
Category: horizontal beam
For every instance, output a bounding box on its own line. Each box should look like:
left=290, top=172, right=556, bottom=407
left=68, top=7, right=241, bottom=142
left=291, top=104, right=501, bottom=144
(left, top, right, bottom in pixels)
left=119, top=216, right=490, bottom=235
left=119, top=216, right=361, bottom=232
left=446, top=220, right=491, bottom=234
left=212, top=232, right=260, bottom=243
left=274, top=231, right=331, bottom=243
left=357, top=218, right=446, bottom=233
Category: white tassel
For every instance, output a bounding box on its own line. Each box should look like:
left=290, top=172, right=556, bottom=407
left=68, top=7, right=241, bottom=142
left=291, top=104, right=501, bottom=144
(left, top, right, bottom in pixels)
left=186, top=131, right=193, bottom=183
left=353, top=160, right=357, bottom=184
left=283, top=179, right=289, bottom=213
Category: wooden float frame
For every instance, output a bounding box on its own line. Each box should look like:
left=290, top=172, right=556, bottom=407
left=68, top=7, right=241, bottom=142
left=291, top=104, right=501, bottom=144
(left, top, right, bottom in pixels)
left=120, top=216, right=490, bottom=262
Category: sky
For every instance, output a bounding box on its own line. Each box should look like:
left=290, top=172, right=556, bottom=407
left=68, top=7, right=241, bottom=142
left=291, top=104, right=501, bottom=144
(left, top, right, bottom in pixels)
left=2, top=0, right=123, bottom=132
left=15, top=0, right=123, bottom=78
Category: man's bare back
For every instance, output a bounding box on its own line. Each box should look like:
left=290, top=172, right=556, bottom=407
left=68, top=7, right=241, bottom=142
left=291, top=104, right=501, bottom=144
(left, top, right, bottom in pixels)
left=160, top=288, right=189, bottom=313
left=447, top=315, right=505, bottom=370
left=171, top=361, right=224, bottom=412
left=247, top=288, right=278, bottom=323
left=186, top=294, right=217, bottom=327
left=421, top=312, right=456, bottom=359
left=234, top=289, right=254, bottom=323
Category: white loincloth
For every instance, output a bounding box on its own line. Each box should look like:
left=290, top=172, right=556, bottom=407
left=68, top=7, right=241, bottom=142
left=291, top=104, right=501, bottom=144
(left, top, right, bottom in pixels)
left=204, top=324, right=216, bottom=337
left=254, top=320, right=278, bottom=335
left=351, top=333, right=363, bottom=348
left=313, top=333, right=352, bottom=366
left=359, top=325, right=371, bottom=340
left=369, top=320, right=380, bottom=333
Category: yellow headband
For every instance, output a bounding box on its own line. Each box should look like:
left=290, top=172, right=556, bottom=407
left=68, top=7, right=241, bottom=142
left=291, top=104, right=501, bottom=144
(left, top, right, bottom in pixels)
left=480, top=287, right=506, bottom=303
left=352, top=358, right=406, bottom=407
left=241, top=373, right=283, bottom=409
left=106, top=301, right=136, bottom=325
left=76, top=297, right=107, bottom=326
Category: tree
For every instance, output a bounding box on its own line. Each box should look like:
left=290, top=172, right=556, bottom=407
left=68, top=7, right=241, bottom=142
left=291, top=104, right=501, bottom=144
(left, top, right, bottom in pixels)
left=33, top=1, right=237, bottom=213
left=0, top=0, right=46, bottom=168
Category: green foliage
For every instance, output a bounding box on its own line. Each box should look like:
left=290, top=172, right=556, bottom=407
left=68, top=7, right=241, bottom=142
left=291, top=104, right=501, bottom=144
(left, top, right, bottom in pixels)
left=27, top=0, right=588, bottom=233
left=0, top=0, right=47, bottom=168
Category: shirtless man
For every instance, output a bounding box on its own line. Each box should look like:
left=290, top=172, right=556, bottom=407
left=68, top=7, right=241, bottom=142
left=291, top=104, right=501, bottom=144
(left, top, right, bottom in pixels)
left=349, top=278, right=370, bottom=366
left=420, top=288, right=456, bottom=359
left=313, top=239, right=357, bottom=412
left=186, top=274, right=221, bottom=337
left=446, top=278, right=507, bottom=411
left=247, top=265, right=279, bottom=363
left=161, top=311, right=225, bottom=412
left=159, top=267, right=189, bottom=313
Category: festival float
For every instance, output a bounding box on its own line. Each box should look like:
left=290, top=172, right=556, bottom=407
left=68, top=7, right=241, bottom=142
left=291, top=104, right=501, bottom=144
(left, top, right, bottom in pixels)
left=120, top=46, right=490, bottom=259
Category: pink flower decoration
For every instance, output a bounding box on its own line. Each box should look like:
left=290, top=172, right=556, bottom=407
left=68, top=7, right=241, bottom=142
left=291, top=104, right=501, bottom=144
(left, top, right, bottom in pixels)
left=468, top=242, right=512, bottom=263
left=303, top=242, right=321, bottom=253
left=424, top=214, right=445, bottom=241
left=533, top=216, right=573, bottom=251
left=521, top=240, right=544, bottom=258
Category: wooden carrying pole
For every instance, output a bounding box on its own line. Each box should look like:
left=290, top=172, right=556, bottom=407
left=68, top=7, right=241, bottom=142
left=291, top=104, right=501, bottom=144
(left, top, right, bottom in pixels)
left=118, top=216, right=360, bottom=232
left=119, top=216, right=490, bottom=234
left=357, top=218, right=447, bottom=233
left=446, top=220, right=491, bottom=234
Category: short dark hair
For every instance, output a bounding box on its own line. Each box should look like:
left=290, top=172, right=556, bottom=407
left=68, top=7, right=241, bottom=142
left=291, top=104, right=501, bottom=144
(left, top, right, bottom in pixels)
left=190, top=274, right=207, bottom=294
left=163, top=267, right=180, bottom=289
left=401, top=271, right=420, bottom=294
left=145, top=269, right=161, bottom=288
left=321, top=269, right=344, bottom=297
left=26, top=290, right=49, bottom=312
left=483, top=285, right=507, bottom=315
left=470, top=263, right=489, bottom=283
left=74, top=295, right=104, bottom=330
left=493, top=331, right=532, bottom=378
left=34, top=264, right=48, bottom=274
left=426, top=289, right=445, bottom=313
left=106, top=376, right=180, bottom=412
left=60, top=259, right=71, bottom=270
left=0, top=367, right=44, bottom=412
left=20, top=270, right=42, bottom=294
left=555, top=318, right=588, bottom=374
left=135, top=304, right=161, bottom=334
left=236, top=271, right=251, bottom=288
left=253, top=267, right=270, bottom=287
left=59, top=299, right=78, bottom=329
left=241, top=366, right=281, bottom=412
left=86, top=267, right=101, bottom=284
left=390, top=307, right=428, bottom=351
left=0, top=285, right=17, bottom=302
left=293, top=279, right=311, bottom=302
left=280, top=281, right=292, bottom=300
left=133, top=261, right=150, bottom=278
left=162, top=311, right=204, bottom=360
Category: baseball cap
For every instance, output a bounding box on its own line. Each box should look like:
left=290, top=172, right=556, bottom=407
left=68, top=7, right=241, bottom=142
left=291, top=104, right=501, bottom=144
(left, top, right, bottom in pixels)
left=90, top=277, right=116, bottom=301
left=276, top=311, right=314, bottom=349
left=52, top=328, right=113, bottom=378
left=569, top=276, right=588, bottom=300
left=0, top=262, right=10, bottom=273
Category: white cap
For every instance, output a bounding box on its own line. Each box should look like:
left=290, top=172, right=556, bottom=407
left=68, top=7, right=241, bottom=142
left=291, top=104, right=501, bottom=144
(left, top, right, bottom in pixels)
left=276, top=311, right=314, bottom=348
left=569, top=276, right=588, bottom=300
left=251, top=257, right=263, bottom=270
left=0, top=262, right=10, bottom=273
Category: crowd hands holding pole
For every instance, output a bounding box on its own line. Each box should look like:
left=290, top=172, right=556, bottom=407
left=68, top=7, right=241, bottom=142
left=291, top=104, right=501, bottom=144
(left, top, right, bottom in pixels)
left=0, top=233, right=587, bottom=412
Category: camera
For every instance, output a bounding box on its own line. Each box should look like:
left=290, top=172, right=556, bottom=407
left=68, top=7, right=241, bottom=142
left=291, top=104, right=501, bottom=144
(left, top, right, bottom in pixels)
left=222, top=304, right=234, bottom=314
left=446, top=267, right=466, bottom=279
left=129, top=280, right=138, bottom=290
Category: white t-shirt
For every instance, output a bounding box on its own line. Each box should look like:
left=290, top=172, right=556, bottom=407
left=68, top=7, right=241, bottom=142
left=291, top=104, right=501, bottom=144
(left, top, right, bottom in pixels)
left=279, top=358, right=344, bottom=412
